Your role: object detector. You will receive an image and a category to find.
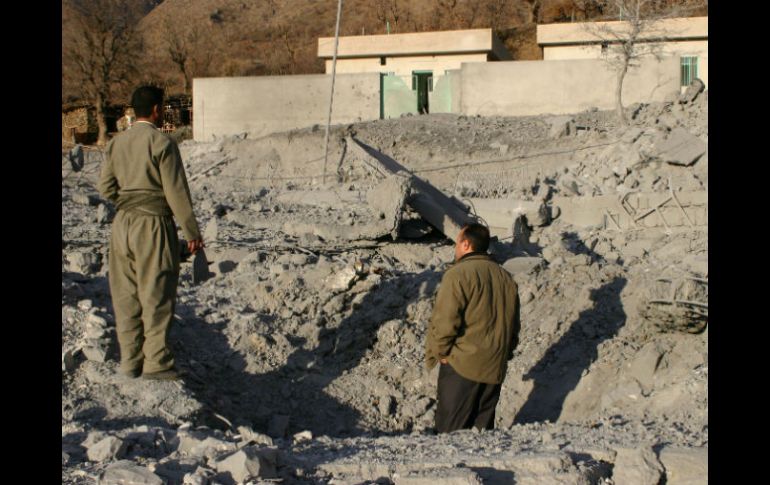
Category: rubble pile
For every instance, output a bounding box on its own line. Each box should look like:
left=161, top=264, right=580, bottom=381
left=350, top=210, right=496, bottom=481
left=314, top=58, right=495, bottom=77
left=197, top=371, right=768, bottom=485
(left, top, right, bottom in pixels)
left=63, top=88, right=707, bottom=484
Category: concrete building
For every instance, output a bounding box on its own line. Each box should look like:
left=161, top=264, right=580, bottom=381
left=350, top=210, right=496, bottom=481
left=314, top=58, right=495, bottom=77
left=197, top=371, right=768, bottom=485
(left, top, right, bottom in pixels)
left=318, top=29, right=511, bottom=118
left=537, top=16, right=707, bottom=89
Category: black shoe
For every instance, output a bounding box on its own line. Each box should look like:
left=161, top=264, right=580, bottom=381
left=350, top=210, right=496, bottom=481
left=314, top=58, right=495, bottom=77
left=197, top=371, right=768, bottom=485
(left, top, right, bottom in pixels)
left=142, top=369, right=183, bottom=381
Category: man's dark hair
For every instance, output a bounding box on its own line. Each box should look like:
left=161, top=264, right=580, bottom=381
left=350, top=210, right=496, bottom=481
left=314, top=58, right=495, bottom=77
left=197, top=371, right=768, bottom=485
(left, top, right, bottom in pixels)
left=131, top=86, right=164, bottom=118
left=460, top=223, right=490, bottom=252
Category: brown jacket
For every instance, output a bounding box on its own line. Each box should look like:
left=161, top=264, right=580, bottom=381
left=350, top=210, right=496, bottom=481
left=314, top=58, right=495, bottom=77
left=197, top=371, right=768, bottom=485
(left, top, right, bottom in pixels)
left=98, top=122, right=201, bottom=241
left=425, top=253, right=521, bottom=384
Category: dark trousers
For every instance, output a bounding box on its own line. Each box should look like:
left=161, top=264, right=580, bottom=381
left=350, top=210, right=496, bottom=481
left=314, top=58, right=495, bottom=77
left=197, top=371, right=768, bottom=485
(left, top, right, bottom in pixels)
left=435, top=363, right=502, bottom=433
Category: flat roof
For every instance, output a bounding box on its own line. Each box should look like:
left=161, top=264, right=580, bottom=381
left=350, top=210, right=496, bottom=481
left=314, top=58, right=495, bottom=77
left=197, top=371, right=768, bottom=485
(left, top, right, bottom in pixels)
left=318, top=28, right=511, bottom=60
left=537, top=16, right=707, bottom=45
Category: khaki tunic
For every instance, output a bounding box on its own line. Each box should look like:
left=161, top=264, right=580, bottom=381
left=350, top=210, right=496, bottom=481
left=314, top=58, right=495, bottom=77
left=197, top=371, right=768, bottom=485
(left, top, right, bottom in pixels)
left=98, top=122, right=200, bottom=374
left=425, top=253, right=521, bottom=384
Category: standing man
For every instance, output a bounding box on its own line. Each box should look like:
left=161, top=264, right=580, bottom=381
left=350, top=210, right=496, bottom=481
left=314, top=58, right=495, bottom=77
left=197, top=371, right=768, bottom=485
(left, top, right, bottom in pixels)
left=425, top=223, right=521, bottom=432
left=98, top=85, right=203, bottom=380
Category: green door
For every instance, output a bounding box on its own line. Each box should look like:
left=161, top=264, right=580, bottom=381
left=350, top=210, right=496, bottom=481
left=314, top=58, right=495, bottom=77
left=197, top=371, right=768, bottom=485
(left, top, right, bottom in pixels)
left=412, top=71, right=433, bottom=114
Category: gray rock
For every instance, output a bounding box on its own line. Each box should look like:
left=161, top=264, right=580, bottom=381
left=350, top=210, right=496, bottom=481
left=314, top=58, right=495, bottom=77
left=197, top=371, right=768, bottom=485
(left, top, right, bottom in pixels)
left=237, top=426, right=274, bottom=447
left=268, top=414, right=290, bottom=438
left=87, top=436, right=127, bottom=462
left=62, top=348, right=78, bottom=373
left=177, top=431, right=236, bottom=459
left=658, top=446, right=708, bottom=485
left=292, top=430, right=313, bottom=443
left=378, top=395, right=396, bottom=416
left=654, top=128, right=707, bottom=166
left=678, top=78, right=705, bottom=104
left=66, top=251, right=103, bottom=275
left=213, top=447, right=277, bottom=483
left=502, top=257, right=545, bottom=276
left=96, top=203, right=115, bottom=224
left=78, top=299, right=94, bottom=311
left=612, top=445, right=665, bottom=485
left=204, top=219, right=218, bottom=242
left=182, top=471, right=210, bottom=485
left=73, top=192, right=100, bottom=206
left=82, top=340, right=111, bottom=363
left=98, top=460, right=164, bottom=485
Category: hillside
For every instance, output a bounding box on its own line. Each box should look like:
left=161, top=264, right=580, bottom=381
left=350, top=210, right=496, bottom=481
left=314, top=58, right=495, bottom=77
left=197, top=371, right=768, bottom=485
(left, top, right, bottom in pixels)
left=63, top=0, right=707, bottom=102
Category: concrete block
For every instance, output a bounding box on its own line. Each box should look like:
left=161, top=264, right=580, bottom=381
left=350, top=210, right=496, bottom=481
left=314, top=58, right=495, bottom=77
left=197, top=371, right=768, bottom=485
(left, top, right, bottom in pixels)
left=658, top=446, right=708, bottom=485
left=98, top=460, right=164, bottom=485
left=87, top=436, right=127, bottom=462
left=655, top=128, right=707, bottom=166
left=213, top=447, right=277, bottom=483
left=503, top=257, right=545, bottom=276
left=612, top=445, right=665, bottom=485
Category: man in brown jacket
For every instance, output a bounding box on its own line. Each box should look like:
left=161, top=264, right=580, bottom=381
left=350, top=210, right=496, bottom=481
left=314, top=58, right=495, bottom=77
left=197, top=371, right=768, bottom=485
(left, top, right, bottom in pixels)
left=98, top=86, right=203, bottom=380
left=425, top=223, right=521, bottom=432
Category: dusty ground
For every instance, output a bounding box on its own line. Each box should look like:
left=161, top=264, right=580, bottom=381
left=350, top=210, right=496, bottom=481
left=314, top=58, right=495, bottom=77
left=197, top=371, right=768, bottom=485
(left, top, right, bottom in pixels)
left=62, top=87, right=707, bottom=485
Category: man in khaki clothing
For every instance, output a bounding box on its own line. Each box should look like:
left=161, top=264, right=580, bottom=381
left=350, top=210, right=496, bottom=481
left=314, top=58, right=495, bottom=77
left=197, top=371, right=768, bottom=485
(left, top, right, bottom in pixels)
left=426, top=223, right=521, bottom=432
left=98, top=86, right=203, bottom=380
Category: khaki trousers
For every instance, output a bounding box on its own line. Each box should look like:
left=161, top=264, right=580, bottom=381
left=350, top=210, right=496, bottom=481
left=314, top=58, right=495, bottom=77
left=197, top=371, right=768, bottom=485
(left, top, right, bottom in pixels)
left=108, top=210, right=180, bottom=374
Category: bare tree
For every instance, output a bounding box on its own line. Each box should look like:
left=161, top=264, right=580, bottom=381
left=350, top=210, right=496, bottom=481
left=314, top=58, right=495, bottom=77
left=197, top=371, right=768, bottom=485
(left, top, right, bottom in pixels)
left=163, top=21, right=214, bottom=94
left=584, top=0, right=678, bottom=125
left=63, top=0, right=143, bottom=145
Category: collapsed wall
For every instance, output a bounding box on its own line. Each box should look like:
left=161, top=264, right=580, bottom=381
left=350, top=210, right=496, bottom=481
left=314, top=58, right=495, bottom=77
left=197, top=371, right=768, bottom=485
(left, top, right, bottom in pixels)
left=62, top=85, right=707, bottom=484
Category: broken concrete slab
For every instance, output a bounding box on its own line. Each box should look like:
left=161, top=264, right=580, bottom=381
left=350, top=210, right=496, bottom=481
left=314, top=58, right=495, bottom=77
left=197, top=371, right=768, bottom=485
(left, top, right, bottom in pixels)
left=654, top=128, right=707, bottom=166
left=395, top=467, right=483, bottom=485
left=678, top=79, right=705, bottom=104
left=552, top=191, right=707, bottom=230
left=467, top=198, right=550, bottom=239
left=612, top=445, right=665, bottom=485
left=87, top=436, right=127, bottom=462
left=366, top=173, right=411, bottom=239
left=98, top=460, right=164, bottom=485
left=657, top=446, right=708, bottom=485
left=502, top=257, right=545, bottom=277
left=348, top=136, right=477, bottom=242
left=213, top=447, right=278, bottom=483
left=177, top=431, right=236, bottom=459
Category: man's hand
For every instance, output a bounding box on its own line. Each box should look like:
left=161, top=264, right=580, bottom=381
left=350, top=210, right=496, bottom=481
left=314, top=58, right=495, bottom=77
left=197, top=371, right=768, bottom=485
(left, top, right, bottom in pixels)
left=188, top=238, right=205, bottom=255
left=440, top=358, right=448, bottom=365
